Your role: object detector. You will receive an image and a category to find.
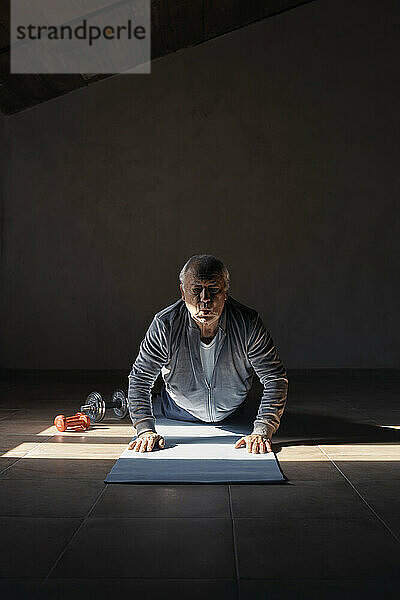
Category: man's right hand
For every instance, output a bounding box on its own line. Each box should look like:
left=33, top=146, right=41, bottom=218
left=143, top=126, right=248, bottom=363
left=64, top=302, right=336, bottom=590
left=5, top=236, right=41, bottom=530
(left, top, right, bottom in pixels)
left=128, top=431, right=165, bottom=452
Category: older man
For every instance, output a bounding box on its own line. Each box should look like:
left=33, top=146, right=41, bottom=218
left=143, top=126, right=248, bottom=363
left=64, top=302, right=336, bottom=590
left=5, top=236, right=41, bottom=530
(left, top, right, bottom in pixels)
left=128, top=254, right=288, bottom=454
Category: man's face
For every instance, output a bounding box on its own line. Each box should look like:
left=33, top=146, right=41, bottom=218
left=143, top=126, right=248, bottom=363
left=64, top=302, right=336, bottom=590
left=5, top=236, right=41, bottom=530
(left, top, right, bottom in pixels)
left=180, top=269, right=227, bottom=326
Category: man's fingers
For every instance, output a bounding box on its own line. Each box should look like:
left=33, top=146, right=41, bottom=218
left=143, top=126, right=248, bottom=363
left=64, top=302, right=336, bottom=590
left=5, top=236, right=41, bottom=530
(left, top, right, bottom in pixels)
left=234, top=437, right=245, bottom=448
left=235, top=436, right=273, bottom=454
left=131, top=434, right=268, bottom=454
left=129, top=434, right=164, bottom=452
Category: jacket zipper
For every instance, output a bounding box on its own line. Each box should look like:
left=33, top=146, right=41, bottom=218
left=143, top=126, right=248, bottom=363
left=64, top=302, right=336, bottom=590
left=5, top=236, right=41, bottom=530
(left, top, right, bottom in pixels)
left=207, top=331, right=226, bottom=421
left=193, top=326, right=226, bottom=422
left=204, top=377, right=212, bottom=421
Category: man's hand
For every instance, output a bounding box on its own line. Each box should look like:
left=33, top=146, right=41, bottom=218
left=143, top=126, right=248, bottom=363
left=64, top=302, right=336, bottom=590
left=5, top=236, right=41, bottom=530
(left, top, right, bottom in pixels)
left=234, top=434, right=272, bottom=454
left=128, top=431, right=165, bottom=452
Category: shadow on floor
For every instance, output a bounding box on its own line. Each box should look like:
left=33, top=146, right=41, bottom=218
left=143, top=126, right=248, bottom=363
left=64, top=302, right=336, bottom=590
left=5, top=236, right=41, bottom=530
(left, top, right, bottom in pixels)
left=214, top=401, right=400, bottom=448
left=274, top=409, right=400, bottom=450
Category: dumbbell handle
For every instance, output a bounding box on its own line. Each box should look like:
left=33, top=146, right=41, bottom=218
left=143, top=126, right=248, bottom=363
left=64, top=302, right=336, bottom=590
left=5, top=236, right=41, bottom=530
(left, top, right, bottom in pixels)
left=81, top=397, right=122, bottom=411
left=106, top=397, right=123, bottom=409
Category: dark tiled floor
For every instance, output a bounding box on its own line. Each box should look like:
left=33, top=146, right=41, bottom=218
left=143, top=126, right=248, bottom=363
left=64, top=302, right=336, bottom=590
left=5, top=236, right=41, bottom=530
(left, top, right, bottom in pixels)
left=229, top=480, right=373, bottom=519
left=37, top=578, right=238, bottom=600
left=92, top=483, right=230, bottom=517
left=239, top=578, right=400, bottom=600
left=52, top=517, right=235, bottom=579
left=355, top=479, right=400, bottom=535
left=0, top=458, right=115, bottom=480
left=333, top=459, right=400, bottom=482
left=0, top=370, right=399, bottom=600
left=0, top=480, right=104, bottom=517
left=234, top=517, right=399, bottom=579
left=0, top=517, right=81, bottom=578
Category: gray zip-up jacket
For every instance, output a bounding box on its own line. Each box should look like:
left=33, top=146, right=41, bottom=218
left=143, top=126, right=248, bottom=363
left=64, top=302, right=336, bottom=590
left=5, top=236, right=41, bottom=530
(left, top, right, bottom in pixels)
left=128, top=296, right=288, bottom=438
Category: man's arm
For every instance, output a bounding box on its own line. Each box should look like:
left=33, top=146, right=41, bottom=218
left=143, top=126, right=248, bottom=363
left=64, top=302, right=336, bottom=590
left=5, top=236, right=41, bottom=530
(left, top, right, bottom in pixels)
left=247, top=314, right=288, bottom=439
left=128, top=316, right=169, bottom=436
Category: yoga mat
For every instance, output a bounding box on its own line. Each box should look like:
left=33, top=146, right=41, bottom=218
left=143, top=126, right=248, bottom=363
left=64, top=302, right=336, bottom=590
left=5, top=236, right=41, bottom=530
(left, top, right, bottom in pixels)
left=105, top=418, right=285, bottom=483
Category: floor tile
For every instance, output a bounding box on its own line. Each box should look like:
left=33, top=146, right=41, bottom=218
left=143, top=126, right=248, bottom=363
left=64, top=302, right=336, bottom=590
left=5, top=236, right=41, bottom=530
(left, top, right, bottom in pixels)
left=333, top=460, right=400, bottom=482
left=0, top=479, right=104, bottom=517
left=0, top=409, right=24, bottom=420
left=355, top=479, right=400, bottom=535
left=277, top=460, right=343, bottom=481
left=275, top=445, right=343, bottom=480
left=234, top=517, right=400, bottom=579
left=320, top=444, right=400, bottom=458
left=230, top=481, right=371, bottom=519
left=0, top=435, right=47, bottom=457
left=0, top=421, right=57, bottom=435
left=276, top=446, right=327, bottom=460
left=0, top=579, right=41, bottom=600
left=239, top=578, right=400, bottom=600
left=275, top=446, right=342, bottom=481
left=25, top=441, right=126, bottom=459
left=93, top=484, right=230, bottom=518
left=316, top=443, right=400, bottom=482
left=0, top=456, right=21, bottom=474
left=38, top=578, right=238, bottom=600
left=0, top=458, right=114, bottom=480
left=51, top=517, right=235, bottom=579
left=0, top=517, right=80, bottom=577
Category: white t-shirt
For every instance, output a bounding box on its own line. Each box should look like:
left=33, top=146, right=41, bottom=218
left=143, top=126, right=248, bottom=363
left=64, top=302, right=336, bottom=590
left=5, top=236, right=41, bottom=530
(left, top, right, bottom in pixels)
left=199, top=331, right=220, bottom=385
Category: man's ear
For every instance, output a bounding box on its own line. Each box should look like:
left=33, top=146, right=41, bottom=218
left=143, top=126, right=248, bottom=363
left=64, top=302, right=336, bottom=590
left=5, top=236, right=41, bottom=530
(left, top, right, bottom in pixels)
left=180, top=283, right=185, bottom=301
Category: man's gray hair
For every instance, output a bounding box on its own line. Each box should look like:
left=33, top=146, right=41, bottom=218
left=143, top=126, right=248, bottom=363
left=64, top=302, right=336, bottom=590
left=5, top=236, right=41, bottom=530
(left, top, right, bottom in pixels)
left=179, top=254, right=230, bottom=291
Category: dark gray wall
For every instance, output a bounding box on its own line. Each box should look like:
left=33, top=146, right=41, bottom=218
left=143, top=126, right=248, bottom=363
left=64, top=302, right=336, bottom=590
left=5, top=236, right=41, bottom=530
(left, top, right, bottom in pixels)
left=1, top=0, right=399, bottom=369
left=0, top=112, right=5, bottom=303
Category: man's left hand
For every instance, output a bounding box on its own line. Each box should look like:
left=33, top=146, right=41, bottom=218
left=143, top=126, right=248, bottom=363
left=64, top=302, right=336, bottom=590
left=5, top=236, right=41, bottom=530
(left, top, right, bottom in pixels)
left=234, top=434, right=272, bottom=454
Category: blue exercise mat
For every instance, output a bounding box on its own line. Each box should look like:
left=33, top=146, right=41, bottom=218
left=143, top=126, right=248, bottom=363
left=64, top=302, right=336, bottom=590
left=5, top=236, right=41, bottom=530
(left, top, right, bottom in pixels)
left=105, top=418, right=285, bottom=483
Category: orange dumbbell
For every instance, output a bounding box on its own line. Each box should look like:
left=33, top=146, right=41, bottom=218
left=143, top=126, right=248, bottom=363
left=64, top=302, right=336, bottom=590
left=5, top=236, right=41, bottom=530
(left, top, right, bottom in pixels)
left=54, top=412, right=91, bottom=432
